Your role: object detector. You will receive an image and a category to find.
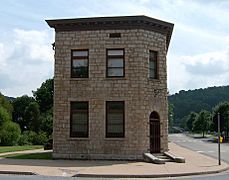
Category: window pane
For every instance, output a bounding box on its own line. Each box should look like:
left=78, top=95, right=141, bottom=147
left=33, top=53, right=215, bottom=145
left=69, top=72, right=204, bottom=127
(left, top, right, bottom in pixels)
left=107, top=113, right=123, bottom=124
left=107, top=102, right=124, bottom=110
left=72, top=124, right=87, bottom=132
left=72, top=113, right=87, bottom=124
left=106, top=101, right=124, bottom=138
left=72, top=50, right=88, bottom=57
left=71, top=102, right=88, bottom=110
left=108, top=68, right=123, bottom=76
left=149, top=60, right=156, bottom=69
left=71, top=102, right=88, bottom=138
left=150, top=68, right=156, bottom=79
left=73, top=59, right=88, bottom=67
left=108, top=58, right=123, bottom=67
left=108, top=50, right=124, bottom=56
left=72, top=67, right=88, bottom=78
left=150, top=51, right=157, bottom=60
left=107, top=124, right=123, bottom=133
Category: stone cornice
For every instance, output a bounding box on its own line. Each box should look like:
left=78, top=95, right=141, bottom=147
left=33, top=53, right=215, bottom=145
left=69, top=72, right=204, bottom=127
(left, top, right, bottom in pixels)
left=46, top=15, right=174, bottom=49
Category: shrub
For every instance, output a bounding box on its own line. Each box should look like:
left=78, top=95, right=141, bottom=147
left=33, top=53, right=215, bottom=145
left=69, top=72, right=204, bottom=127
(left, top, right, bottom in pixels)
left=0, top=121, right=21, bottom=146
left=19, top=131, right=48, bottom=145
left=18, top=133, right=31, bottom=145
left=35, top=132, right=48, bottom=145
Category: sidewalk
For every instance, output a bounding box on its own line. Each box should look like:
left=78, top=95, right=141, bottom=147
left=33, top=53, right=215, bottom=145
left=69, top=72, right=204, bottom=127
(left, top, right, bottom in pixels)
left=0, top=143, right=228, bottom=178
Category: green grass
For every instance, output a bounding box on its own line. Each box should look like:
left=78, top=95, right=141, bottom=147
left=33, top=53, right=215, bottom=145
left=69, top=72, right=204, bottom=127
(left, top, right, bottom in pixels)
left=4, top=152, right=52, bottom=160
left=0, top=145, right=43, bottom=154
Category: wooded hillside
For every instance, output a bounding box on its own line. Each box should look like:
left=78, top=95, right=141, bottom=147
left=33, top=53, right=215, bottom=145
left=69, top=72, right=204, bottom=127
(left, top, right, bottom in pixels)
left=169, top=85, right=229, bottom=125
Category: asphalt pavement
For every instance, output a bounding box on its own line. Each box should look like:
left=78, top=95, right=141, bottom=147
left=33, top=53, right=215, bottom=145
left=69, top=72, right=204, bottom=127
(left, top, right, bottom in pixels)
left=168, top=133, right=229, bottom=180
left=169, top=133, right=229, bottom=163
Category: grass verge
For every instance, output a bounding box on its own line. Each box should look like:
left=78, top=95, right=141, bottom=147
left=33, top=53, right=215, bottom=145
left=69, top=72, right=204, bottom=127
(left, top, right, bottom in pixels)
left=0, top=145, right=43, bottom=154
left=4, top=152, right=52, bottom=160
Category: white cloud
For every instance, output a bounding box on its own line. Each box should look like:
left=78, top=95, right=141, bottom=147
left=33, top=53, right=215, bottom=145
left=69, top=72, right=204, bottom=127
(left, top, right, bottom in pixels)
left=168, top=44, right=229, bottom=94
left=0, top=29, right=54, bottom=97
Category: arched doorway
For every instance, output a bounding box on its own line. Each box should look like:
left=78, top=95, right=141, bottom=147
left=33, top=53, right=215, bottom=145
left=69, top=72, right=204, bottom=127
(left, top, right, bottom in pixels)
left=149, top=111, right=160, bottom=153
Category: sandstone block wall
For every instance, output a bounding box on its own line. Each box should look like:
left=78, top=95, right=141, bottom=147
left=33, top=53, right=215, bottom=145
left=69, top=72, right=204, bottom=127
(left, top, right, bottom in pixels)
left=53, top=29, right=168, bottom=160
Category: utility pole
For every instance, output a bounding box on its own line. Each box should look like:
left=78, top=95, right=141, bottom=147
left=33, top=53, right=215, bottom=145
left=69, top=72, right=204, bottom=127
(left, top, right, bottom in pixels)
left=218, top=112, right=221, bottom=165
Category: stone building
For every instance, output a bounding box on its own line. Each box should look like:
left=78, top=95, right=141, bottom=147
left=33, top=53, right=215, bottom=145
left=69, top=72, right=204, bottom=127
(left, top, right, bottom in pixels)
left=46, top=15, right=174, bottom=160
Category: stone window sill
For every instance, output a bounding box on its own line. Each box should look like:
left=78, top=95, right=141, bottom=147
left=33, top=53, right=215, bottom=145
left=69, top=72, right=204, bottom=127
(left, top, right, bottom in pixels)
left=70, top=78, right=89, bottom=81
left=148, top=78, right=160, bottom=82
left=105, top=77, right=127, bottom=80
left=67, top=138, right=90, bottom=141
left=104, top=138, right=125, bottom=141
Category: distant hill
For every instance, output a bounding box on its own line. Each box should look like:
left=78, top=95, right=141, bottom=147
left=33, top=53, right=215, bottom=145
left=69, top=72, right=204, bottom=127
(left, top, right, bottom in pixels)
left=4, top=96, right=15, bottom=102
left=169, top=85, right=229, bottom=125
left=0, top=92, right=15, bottom=102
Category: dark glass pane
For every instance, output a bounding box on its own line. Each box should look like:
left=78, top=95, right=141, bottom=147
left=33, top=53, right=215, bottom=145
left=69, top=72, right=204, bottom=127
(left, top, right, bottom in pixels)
left=72, top=67, right=88, bottom=78
left=71, top=102, right=88, bottom=138
left=149, top=60, right=156, bottom=69
left=107, top=124, right=123, bottom=133
left=108, top=68, right=123, bottom=76
left=150, top=67, right=157, bottom=79
left=73, top=59, right=88, bottom=67
left=107, top=113, right=123, bottom=124
left=71, top=102, right=88, bottom=110
left=150, top=51, right=157, bottom=60
left=72, top=113, right=88, bottom=124
left=108, top=58, right=123, bottom=67
left=106, top=101, right=124, bottom=138
left=72, top=124, right=88, bottom=132
left=107, top=102, right=124, bottom=110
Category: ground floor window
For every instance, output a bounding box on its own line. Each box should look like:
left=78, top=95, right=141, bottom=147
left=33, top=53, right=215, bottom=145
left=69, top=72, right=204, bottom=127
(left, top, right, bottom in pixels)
left=70, top=101, right=89, bottom=138
left=106, top=101, right=125, bottom=138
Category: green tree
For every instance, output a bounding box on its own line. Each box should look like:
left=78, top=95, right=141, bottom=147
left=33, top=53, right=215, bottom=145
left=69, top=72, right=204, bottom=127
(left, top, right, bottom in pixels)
left=25, top=102, right=41, bottom=133
left=40, top=108, right=53, bottom=136
left=186, top=112, right=197, bottom=131
left=0, top=106, right=11, bottom=126
left=12, top=95, right=34, bottom=131
left=212, top=101, right=229, bottom=141
left=193, top=110, right=212, bottom=137
left=0, top=92, right=13, bottom=114
left=0, top=121, right=21, bottom=145
left=33, top=78, right=54, bottom=113
left=168, top=103, right=174, bottom=132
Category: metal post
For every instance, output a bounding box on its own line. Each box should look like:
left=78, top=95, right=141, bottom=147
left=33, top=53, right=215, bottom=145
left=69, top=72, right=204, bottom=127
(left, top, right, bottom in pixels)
left=218, top=113, right=221, bottom=165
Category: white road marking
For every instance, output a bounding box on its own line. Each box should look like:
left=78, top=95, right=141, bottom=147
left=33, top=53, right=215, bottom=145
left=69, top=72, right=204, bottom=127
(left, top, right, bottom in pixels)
left=197, top=151, right=204, bottom=153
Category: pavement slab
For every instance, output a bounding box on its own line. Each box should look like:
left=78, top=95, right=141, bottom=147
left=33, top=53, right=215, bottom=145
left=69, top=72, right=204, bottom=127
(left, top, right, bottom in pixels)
left=0, top=143, right=228, bottom=178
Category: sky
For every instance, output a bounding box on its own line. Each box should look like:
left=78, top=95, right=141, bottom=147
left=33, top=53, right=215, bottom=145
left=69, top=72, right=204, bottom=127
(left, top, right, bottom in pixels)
left=0, top=0, right=229, bottom=97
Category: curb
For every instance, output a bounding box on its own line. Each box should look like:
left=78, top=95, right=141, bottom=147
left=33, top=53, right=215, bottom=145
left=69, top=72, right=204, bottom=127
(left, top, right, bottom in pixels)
left=73, top=165, right=229, bottom=178
left=0, top=171, right=37, bottom=176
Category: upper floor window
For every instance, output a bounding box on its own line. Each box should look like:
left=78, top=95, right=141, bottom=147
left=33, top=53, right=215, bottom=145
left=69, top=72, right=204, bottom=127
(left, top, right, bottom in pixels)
left=149, top=50, right=158, bottom=79
left=106, top=101, right=125, bottom=138
left=70, top=101, right=89, bottom=138
left=107, top=49, right=124, bottom=77
left=71, top=50, right=89, bottom=78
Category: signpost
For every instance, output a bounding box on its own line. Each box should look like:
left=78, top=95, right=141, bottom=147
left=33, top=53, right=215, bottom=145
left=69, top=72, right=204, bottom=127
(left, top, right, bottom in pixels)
left=218, top=113, right=221, bottom=165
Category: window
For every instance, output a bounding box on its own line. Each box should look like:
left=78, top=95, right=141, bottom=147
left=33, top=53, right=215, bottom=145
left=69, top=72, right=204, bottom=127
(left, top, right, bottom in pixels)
left=107, top=49, right=124, bottom=77
left=70, top=102, right=88, bottom=138
left=71, top=50, right=88, bottom=78
left=106, top=101, right=125, bottom=138
left=149, top=50, right=158, bottom=79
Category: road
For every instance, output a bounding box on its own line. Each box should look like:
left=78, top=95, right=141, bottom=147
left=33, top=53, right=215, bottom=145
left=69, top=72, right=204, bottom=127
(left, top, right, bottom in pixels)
left=169, top=133, right=229, bottom=163
left=167, top=133, right=229, bottom=180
